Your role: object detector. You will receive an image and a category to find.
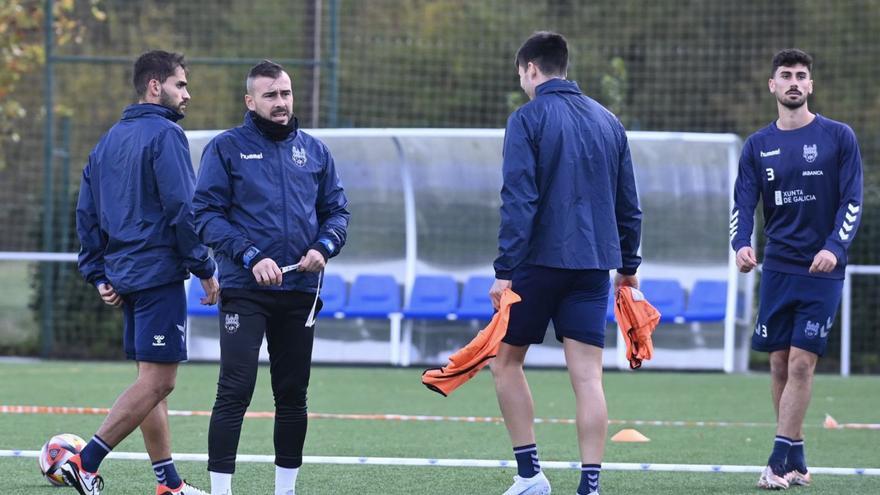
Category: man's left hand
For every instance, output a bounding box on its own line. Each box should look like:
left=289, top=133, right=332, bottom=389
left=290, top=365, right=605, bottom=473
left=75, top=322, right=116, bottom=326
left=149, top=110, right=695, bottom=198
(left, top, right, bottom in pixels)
left=615, top=273, right=639, bottom=290
left=298, top=249, right=327, bottom=273
left=809, top=249, right=837, bottom=273
left=489, top=278, right=512, bottom=310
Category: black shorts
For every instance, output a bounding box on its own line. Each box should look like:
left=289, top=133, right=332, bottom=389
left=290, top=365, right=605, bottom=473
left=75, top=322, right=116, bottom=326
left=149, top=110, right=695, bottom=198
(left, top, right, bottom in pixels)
left=503, top=265, right=610, bottom=348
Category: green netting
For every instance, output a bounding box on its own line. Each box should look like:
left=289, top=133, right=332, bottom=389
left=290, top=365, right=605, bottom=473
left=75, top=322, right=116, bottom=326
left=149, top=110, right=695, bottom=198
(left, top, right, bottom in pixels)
left=0, top=0, right=877, bottom=369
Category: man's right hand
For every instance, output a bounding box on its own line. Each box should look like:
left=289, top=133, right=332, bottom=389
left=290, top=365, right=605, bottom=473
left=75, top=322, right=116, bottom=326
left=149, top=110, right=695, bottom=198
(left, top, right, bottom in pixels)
left=488, top=278, right=512, bottom=310
left=736, top=246, right=758, bottom=273
left=200, top=276, right=220, bottom=305
left=252, top=258, right=283, bottom=286
left=97, top=282, right=122, bottom=307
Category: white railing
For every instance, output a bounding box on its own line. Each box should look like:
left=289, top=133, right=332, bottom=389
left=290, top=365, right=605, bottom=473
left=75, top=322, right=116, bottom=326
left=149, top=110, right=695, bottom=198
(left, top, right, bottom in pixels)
left=0, top=252, right=77, bottom=262
left=6, top=252, right=876, bottom=375
left=841, top=265, right=880, bottom=376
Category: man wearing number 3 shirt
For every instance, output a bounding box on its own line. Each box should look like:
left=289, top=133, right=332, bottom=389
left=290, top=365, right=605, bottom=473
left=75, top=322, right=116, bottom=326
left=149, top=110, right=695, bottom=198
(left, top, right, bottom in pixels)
left=730, top=48, right=863, bottom=490
left=193, top=60, right=349, bottom=495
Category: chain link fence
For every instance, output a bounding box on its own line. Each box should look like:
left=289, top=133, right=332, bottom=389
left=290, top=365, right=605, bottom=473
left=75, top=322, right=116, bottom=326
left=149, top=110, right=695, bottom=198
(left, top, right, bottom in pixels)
left=1, top=0, right=878, bottom=369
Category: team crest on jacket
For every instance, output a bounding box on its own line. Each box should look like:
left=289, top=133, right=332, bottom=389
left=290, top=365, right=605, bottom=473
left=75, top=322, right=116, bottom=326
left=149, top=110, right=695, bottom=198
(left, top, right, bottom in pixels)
left=224, top=313, right=240, bottom=334
left=803, top=144, right=818, bottom=163
left=291, top=146, right=307, bottom=167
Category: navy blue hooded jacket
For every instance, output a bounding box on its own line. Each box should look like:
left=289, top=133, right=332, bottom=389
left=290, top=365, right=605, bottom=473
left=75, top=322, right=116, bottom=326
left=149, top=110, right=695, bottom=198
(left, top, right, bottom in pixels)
left=76, top=103, right=216, bottom=294
left=731, top=114, right=863, bottom=279
left=494, top=79, right=642, bottom=279
left=193, top=113, right=350, bottom=292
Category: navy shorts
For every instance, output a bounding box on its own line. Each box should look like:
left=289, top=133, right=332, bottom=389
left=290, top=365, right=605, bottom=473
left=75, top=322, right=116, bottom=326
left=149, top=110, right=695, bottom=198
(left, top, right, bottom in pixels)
left=752, top=269, right=843, bottom=357
left=503, top=265, right=610, bottom=348
left=121, top=281, right=188, bottom=362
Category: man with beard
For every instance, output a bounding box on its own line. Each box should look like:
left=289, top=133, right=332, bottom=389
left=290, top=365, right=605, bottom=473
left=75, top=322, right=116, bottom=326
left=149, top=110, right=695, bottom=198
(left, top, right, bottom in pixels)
left=65, top=50, right=219, bottom=495
left=194, top=60, right=349, bottom=495
left=731, top=48, right=863, bottom=490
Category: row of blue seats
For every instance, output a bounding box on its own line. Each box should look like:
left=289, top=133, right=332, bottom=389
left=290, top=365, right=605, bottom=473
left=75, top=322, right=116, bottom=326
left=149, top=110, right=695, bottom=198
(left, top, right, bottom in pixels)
left=188, top=275, right=728, bottom=323
left=188, top=275, right=496, bottom=320
left=610, top=279, right=728, bottom=323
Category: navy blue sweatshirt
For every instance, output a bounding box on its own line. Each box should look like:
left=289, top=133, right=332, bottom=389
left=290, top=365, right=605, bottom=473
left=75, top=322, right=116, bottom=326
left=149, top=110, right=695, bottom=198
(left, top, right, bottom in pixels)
left=494, top=79, right=642, bottom=279
left=731, top=114, right=863, bottom=279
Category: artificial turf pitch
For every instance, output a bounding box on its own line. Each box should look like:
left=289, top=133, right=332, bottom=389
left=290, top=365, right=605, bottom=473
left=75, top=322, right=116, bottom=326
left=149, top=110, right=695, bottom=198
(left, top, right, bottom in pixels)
left=0, top=361, right=877, bottom=494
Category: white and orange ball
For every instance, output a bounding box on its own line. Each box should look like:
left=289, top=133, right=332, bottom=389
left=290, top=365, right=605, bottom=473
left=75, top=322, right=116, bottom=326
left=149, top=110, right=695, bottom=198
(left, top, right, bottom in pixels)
left=39, top=433, right=86, bottom=486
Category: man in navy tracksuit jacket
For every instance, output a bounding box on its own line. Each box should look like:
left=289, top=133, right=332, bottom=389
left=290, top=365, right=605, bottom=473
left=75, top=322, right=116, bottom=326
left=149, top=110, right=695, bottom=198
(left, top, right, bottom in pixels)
left=68, top=51, right=218, bottom=495
left=193, top=61, right=349, bottom=495
left=732, top=49, right=863, bottom=490
left=488, top=32, right=641, bottom=495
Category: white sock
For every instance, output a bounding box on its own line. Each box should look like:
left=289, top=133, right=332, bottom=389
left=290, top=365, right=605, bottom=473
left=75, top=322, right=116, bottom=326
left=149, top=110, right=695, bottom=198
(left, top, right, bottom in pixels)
left=209, top=471, right=232, bottom=495
left=274, top=466, right=299, bottom=495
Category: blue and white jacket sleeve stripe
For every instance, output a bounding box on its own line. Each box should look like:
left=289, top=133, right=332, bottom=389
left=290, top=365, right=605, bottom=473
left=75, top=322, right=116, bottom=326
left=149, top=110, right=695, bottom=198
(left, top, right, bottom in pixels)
left=75, top=157, right=108, bottom=287
left=731, top=139, right=759, bottom=252
left=822, top=125, right=863, bottom=263
left=193, top=138, right=258, bottom=265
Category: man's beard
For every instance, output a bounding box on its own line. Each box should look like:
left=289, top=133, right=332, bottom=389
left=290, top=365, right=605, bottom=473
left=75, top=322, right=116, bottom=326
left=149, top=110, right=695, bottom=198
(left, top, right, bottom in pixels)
left=159, top=90, right=186, bottom=114
left=267, top=106, right=290, bottom=124
left=777, top=92, right=806, bottom=110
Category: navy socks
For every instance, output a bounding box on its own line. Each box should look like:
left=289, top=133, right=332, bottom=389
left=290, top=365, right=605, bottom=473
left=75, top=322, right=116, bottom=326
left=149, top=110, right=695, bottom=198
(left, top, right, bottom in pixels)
left=578, top=464, right=601, bottom=494
left=786, top=439, right=807, bottom=474
left=768, top=435, right=794, bottom=476
left=153, top=458, right=182, bottom=488
left=79, top=435, right=111, bottom=473
left=513, top=444, right=541, bottom=478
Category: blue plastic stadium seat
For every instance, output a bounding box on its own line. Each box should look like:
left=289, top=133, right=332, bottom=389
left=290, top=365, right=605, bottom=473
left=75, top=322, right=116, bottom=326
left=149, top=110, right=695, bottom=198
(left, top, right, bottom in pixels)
left=187, top=274, right=347, bottom=319
left=683, top=280, right=727, bottom=322
left=403, top=275, right=458, bottom=319
left=318, top=274, right=347, bottom=316
left=639, top=279, right=685, bottom=323
left=342, top=274, right=401, bottom=318
left=456, top=275, right=495, bottom=320
left=187, top=279, right=218, bottom=317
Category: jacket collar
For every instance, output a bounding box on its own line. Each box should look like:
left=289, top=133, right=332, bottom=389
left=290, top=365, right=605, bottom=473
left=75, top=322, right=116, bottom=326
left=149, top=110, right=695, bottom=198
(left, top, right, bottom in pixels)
left=243, top=111, right=299, bottom=142
left=121, top=103, right=183, bottom=122
left=535, top=78, right=582, bottom=97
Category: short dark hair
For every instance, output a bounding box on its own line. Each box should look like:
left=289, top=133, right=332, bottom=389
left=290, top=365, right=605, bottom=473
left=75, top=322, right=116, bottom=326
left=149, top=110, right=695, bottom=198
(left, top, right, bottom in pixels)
left=132, top=50, right=186, bottom=97
left=515, top=31, right=568, bottom=76
left=771, top=48, right=813, bottom=77
left=247, top=60, right=286, bottom=93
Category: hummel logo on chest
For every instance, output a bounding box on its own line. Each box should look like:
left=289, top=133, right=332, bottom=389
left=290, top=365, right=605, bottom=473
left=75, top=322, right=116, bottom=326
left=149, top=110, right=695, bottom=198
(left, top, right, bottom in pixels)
left=240, top=152, right=263, bottom=160
left=760, top=148, right=781, bottom=158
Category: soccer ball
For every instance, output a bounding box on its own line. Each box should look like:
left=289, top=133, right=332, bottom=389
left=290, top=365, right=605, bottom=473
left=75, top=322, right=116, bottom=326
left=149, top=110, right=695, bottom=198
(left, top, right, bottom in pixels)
left=39, top=433, right=86, bottom=486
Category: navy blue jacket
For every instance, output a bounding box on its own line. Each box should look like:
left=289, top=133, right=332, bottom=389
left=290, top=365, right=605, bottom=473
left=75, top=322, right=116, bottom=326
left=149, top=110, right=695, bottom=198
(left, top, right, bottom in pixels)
left=494, top=79, right=642, bottom=279
left=193, top=113, right=350, bottom=292
left=76, top=103, right=216, bottom=294
left=731, top=114, right=863, bottom=279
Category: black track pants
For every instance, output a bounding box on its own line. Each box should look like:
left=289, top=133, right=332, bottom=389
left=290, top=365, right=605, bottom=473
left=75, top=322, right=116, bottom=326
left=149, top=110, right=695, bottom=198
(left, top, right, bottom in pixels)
left=207, top=289, right=318, bottom=473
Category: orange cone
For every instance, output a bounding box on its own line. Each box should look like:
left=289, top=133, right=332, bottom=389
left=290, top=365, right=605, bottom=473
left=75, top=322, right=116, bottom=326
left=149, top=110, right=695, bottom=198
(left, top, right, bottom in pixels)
left=610, top=428, right=650, bottom=442
left=824, top=414, right=839, bottom=429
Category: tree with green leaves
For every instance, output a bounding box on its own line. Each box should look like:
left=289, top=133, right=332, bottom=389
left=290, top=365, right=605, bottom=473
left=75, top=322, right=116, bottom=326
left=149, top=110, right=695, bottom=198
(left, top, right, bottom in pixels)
left=0, top=0, right=104, bottom=169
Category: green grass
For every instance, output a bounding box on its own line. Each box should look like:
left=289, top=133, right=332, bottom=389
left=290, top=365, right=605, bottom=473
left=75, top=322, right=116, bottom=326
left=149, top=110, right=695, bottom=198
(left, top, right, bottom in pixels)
left=0, top=361, right=878, bottom=494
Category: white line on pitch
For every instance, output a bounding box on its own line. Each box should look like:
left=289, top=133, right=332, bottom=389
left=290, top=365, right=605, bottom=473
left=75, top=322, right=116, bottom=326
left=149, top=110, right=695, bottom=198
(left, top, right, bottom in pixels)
left=2, top=450, right=878, bottom=476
